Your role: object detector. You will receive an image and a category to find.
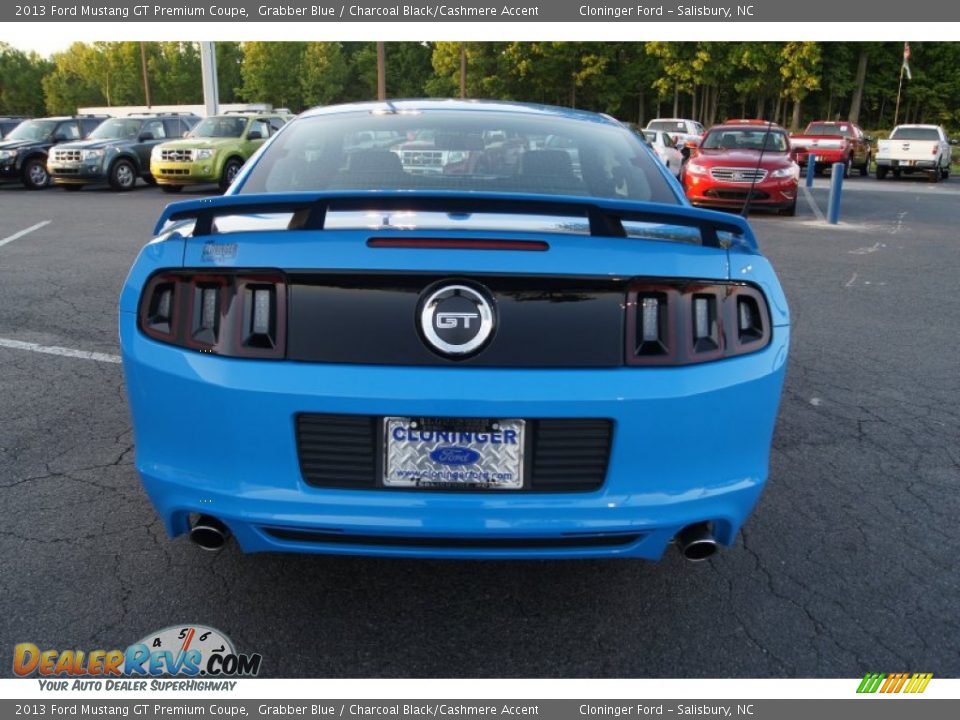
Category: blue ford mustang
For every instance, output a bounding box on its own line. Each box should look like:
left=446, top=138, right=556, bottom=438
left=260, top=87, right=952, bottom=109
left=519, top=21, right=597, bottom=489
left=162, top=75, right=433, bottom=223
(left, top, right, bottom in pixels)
left=120, top=100, right=789, bottom=561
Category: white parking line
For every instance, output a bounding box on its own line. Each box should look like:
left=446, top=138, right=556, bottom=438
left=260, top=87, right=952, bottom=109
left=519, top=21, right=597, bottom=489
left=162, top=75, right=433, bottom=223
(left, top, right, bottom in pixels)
left=0, top=220, right=51, bottom=249
left=0, top=337, right=121, bottom=364
left=800, top=187, right=825, bottom=222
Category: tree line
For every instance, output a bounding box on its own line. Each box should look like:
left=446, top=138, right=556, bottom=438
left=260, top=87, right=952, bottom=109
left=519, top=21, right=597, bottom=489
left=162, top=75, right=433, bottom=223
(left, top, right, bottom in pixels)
left=1, top=41, right=958, bottom=132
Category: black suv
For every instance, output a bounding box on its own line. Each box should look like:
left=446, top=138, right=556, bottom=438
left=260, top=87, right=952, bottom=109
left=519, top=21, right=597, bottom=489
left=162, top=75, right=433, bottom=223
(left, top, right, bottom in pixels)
left=48, top=113, right=199, bottom=192
left=0, top=115, right=109, bottom=189
left=0, top=117, right=30, bottom=140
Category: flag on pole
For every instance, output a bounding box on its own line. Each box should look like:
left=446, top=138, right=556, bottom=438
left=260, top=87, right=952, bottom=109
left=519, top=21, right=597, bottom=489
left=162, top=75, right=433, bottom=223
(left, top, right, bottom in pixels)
left=902, top=42, right=912, bottom=80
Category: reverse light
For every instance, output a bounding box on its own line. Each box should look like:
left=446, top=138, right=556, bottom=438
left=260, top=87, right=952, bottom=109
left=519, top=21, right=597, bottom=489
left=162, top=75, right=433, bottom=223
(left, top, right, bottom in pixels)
left=139, top=271, right=286, bottom=358
left=626, top=281, right=771, bottom=366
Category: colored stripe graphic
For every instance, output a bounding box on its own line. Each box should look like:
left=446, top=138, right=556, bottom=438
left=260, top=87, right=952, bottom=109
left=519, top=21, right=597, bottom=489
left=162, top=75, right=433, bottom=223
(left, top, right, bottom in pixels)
left=857, top=672, right=932, bottom=693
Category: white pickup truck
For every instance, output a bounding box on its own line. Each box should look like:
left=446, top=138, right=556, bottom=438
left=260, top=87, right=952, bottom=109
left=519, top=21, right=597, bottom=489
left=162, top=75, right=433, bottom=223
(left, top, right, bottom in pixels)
left=876, top=124, right=954, bottom=182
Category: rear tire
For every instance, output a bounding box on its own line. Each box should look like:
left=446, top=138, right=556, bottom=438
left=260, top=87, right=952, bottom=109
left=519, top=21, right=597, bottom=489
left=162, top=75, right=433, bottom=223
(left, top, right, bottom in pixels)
left=876, top=166, right=888, bottom=180
left=109, top=159, right=137, bottom=191
left=160, top=185, right=183, bottom=194
left=859, top=154, right=870, bottom=177
left=928, top=168, right=940, bottom=183
left=21, top=158, right=50, bottom=189
left=219, top=158, right=243, bottom=193
left=843, top=157, right=853, bottom=178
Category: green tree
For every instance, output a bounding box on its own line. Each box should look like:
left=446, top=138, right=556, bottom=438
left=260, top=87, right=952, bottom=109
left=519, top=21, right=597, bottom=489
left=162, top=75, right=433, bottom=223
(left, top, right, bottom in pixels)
left=240, top=42, right=307, bottom=110
left=0, top=43, right=51, bottom=115
left=215, top=42, right=243, bottom=103
left=150, top=42, right=201, bottom=105
left=780, top=42, right=822, bottom=129
left=301, top=43, right=351, bottom=107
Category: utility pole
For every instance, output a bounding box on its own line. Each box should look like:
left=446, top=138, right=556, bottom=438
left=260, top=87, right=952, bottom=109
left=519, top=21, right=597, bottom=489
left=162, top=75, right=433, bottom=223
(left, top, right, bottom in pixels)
left=376, top=42, right=386, bottom=100
left=459, top=44, right=467, bottom=99
left=199, top=42, right=220, bottom=117
left=139, top=42, right=152, bottom=108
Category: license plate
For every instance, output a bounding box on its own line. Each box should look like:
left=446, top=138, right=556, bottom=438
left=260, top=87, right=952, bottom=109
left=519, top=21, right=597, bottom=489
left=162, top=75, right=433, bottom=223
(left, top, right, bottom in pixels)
left=383, top=417, right=525, bottom=489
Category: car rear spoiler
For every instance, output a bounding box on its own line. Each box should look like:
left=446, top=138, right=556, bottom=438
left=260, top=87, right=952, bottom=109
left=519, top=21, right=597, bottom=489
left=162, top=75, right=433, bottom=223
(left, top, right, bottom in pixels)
left=154, top=191, right=758, bottom=251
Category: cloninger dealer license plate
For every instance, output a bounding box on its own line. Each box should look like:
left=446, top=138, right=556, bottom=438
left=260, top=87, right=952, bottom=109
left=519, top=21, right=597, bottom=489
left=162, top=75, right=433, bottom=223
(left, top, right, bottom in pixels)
left=383, top=417, right=525, bottom=489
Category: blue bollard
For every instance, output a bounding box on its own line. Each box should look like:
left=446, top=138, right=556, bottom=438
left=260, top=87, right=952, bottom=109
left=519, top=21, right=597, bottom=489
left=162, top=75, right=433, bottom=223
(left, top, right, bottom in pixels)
left=805, top=154, right=816, bottom=188
left=827, top=162, right=844, bottom=224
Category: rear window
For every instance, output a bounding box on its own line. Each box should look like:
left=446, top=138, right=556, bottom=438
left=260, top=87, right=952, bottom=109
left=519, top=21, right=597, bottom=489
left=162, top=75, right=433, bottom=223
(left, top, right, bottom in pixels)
left=890, top=127, right=941, bottom=141
left=647, top=120, right=688, bottom=133
left=805, top=123, right=851, bottom=137
left=239, top=110, right=676, bottom=204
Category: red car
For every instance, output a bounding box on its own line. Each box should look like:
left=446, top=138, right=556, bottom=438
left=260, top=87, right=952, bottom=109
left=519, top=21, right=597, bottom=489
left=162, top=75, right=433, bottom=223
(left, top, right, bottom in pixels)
left=789, top=121, right=872, bottom=177
left=683, top=122, right=800, bottom=216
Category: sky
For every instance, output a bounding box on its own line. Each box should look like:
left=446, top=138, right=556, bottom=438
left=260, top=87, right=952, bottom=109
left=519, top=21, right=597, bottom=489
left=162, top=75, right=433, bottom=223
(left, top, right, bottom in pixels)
left=2, top=37, right=70, bottom=58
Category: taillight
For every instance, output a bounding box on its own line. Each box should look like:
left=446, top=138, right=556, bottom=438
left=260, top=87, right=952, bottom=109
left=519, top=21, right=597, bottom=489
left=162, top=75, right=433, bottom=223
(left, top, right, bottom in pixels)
left=625, top=281, right=771, bottom=365
left=139, top=271, right=286, bottom=359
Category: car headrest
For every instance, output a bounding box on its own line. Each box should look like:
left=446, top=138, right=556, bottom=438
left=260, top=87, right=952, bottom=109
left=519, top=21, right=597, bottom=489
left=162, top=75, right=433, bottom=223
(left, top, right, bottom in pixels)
left=519, top=150, right=574, bottom=177
left=434, top=133, right=484, bottom=151
left=346, top=149, right=403, bottom=175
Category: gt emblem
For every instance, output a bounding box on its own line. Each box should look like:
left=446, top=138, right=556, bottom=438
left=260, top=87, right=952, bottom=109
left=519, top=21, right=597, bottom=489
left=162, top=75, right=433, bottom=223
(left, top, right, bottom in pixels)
left=436, top=311, right=479, bottom=329
left=419, top=283, right=495, bottom=357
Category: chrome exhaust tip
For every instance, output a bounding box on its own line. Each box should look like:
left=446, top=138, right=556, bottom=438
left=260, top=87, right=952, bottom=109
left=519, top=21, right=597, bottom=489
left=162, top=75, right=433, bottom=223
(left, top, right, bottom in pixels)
left=675, top=522, right=718, bottom=562
left=189, top=515, right=230, bottom=551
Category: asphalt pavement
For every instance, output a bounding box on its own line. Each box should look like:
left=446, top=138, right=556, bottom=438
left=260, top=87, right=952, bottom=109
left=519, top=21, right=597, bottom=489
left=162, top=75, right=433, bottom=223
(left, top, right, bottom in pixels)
left=0, top=176, right=958, bottom=677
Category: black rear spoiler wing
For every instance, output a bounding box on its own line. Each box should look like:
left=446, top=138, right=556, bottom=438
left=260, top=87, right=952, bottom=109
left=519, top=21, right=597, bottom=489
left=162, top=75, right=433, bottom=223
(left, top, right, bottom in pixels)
left=155, top=191, right=757, bottom=251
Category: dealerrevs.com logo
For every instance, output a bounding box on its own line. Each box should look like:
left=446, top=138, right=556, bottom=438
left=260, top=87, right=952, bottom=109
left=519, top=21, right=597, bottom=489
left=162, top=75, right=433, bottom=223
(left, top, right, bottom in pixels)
left=13, top=625, right=262, bottom=689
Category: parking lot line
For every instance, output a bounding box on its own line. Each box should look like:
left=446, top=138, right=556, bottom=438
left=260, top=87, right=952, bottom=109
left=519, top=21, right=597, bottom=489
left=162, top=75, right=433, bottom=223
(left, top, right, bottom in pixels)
left=800, top=187, right=825, bottom=222
left=0, top=337, right=121, bottom=364
left=0, top=220, right=51, bottom=249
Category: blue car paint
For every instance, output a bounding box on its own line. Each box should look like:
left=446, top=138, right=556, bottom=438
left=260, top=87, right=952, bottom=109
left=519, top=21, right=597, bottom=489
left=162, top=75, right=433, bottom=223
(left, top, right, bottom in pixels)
left=120, top=101, right=790, bottom=560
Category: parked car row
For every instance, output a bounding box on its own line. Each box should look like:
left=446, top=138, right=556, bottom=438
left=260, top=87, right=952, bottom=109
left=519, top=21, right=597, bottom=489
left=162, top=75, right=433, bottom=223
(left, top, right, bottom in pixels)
left=635, top=115, right=956, bottom=215
left=0, top=111, right=292, bottom=191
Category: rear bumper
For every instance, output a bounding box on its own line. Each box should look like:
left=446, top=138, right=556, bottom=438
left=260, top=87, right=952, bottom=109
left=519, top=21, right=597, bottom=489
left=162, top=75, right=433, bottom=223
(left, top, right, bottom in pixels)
left=876, top=158, right=938, bottom=169
left=793, top=149, right=846, bottom=165
left=120, top=310, right=789, bottom=559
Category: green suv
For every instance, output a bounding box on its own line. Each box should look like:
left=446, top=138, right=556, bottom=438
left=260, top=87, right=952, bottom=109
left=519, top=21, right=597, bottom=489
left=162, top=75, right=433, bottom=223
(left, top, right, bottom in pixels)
left=48, top=114, right=198, bottom=191
left=150, top=112, right=290, bottom=193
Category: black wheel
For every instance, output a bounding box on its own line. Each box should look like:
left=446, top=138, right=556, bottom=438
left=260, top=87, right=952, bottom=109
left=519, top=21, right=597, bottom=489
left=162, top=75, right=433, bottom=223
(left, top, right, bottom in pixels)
left=108, top=159, right=137, bottom=191
left=928, top=168, right=940, bottom=183
left=843, top=156, right=853, bottom=178
left=778, top=200, right=797, bottom=217
left=61, top=184, right=83, bottom=192
left=219, top=158, right=243, bottom=192
left=21, top=158, right=50, bottom=189
left=859, top=154, right=870, bottom=177
left=160, top=185, right=183, bottom=194
left=876, top=166, right=887, bottom=180
left=893, top=169, right=902, bottom=179
left=940, top=165, right=950, bottom=180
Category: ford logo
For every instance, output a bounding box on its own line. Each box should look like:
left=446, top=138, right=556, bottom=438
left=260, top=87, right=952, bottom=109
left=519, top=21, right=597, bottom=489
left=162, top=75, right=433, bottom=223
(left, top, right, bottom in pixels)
left=430, top=447, right=481, bottom=466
